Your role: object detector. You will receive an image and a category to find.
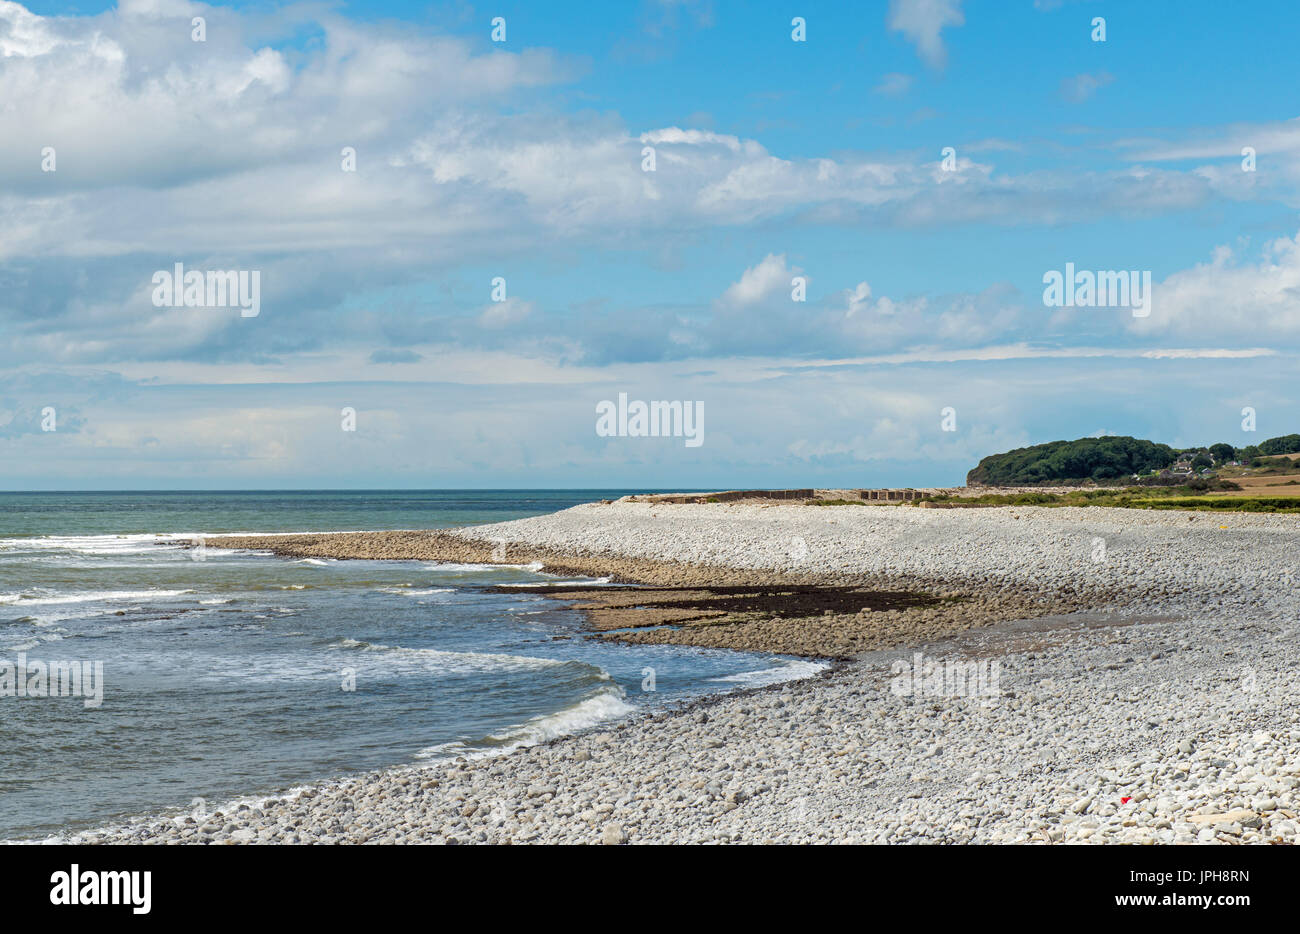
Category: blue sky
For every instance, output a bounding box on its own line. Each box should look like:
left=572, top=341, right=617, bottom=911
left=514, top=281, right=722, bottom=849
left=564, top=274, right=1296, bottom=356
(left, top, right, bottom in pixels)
left=3, top=0, right=1300, bottom=489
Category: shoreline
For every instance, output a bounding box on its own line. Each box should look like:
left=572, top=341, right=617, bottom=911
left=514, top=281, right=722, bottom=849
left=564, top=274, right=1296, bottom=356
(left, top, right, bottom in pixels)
left=51, top=607, right=1300, bottom=845
left=198, top=511, right=1110, bottom=657
left=38, top=656, right=846, bottom=846
left=39, top=500, right=1300, bottom=843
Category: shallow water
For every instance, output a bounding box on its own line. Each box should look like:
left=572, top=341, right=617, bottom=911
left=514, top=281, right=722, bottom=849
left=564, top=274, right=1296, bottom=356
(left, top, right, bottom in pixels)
left=0, top=491, right=820, bottom=839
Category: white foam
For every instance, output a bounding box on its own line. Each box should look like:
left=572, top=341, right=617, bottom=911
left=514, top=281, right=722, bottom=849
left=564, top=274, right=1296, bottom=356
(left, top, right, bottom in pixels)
left=708, top=658, right=828, bottom=688
left=377, top=588, right=455, bottom=596
left=330, top=637, right=572, bottom=674
left=0, top=532, right=277, bottom=560
left=425, top=561, right=544, bottom=573
left=416, top=687, right=635, bottom=761
left=498, top=577, right=613, bottom=587
left=0, top=533, right=165, bottom=556
left=491, top=690, right=635, bottom=747
left=34, top=685, right=636, bottom=844
left=0, top=589, right=194, bottom=607
left=11, top=612, right=88, bottom=627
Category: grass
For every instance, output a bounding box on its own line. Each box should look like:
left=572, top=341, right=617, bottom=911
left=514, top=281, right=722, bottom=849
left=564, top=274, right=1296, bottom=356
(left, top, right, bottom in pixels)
left=923, top=486, right=1300, bottom=513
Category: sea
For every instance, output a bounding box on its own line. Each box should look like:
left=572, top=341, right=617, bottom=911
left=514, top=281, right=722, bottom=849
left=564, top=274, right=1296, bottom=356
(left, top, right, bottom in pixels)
left=0, top=491, right=821, bottom=840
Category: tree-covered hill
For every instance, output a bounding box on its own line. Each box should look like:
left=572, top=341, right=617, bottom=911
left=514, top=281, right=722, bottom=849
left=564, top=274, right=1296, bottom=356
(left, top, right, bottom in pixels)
left=1257, top=434, right=1300, bottom=456
left=967, top=436, right=1178, bottom=486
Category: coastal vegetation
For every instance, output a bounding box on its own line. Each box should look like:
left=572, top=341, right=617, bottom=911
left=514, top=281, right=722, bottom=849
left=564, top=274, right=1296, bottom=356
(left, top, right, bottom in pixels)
left=925, top=485, right=1300, bottom=513
left=941, top=433, right=1300, bottom=511
left=1257, top=434, right=1300, bottom=456
left=966, top=436, right=1177, bottom=486
left=968, top=433, right=1300, bottom=487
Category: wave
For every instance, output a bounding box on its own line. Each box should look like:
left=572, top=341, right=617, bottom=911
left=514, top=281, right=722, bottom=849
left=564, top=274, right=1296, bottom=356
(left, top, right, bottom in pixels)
left=0, top=533, right=165, bottom=556
left=376, top=588, right=455, bottom=596
left=416, top=686, right=635, bottom=761
left=329, top=637, right=575, bottom=675
left=489, top=689, right=634, bottom=747
left=424, top=561, right=545, bottom=573
left=708, top=658, right=828, bottom=688
left=498, top=577, right=612, bottom=587
left=0, top=533, right=257, bottom=561
left=31, top=686, right=636, bottom=844
left=0, top=589, right=194, bottom=607
left=11, top=632, right=68, bottom=650
left=8, top=611, right=89, bottom=628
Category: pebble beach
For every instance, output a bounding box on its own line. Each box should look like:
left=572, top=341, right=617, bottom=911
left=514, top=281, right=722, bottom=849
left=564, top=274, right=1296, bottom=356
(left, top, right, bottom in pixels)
left=59, top=500, right=1300, bottom=844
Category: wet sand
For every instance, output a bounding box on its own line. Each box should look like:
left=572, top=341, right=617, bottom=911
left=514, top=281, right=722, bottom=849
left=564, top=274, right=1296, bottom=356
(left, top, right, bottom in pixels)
left=200, top=529, right=1091, bottom=656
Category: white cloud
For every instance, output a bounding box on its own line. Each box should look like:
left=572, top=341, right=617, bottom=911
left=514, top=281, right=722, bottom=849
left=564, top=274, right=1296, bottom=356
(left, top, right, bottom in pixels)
left=0, top=2, right=1266, bottom=274
left=0, top=2, right=576, bottom=194
left=1060, top=71, right=1114, bottom=103
left=0, top=1, right=1293, bottom=377
left=478, top=297, right=535, bottom=329
left=1131, top=231, right=1300, bottom=339
left=844, top=282, right=872, bottom=317
left=874, top=72, right=915, bottom=96
left=641, top=127, right=751, bottom=152
left=1125, top=118, right=1300, bottom=162
left=719, top=254, right=799, bottom=307
left=887, top=0, right=965, bottom=70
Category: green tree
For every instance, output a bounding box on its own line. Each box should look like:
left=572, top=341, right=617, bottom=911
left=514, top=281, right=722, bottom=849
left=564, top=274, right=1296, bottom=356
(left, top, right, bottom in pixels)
left=1258, top=434, right=1300, bottom=455
left=967, top=436, right=1178, bottom=486
left=1209, top=443, right=1236, bottom=462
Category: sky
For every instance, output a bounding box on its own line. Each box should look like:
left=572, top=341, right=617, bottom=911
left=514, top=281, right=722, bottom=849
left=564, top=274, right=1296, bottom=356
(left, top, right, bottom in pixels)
left=3, top=0, right=1300, bottom=489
